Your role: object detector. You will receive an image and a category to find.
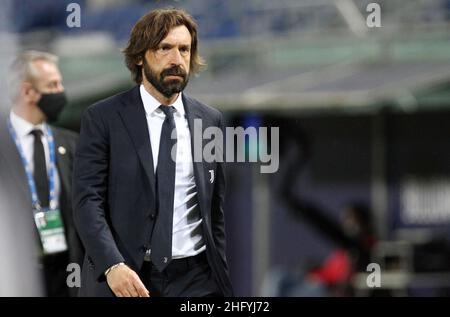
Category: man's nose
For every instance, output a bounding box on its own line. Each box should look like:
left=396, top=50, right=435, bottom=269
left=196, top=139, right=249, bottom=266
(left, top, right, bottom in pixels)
left=56, top=83, right=64, bottom=93
left=168, top=48, right=183, bottom=65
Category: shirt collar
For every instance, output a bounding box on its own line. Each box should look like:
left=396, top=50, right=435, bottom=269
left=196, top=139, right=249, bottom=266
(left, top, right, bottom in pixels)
left=139, top=84, right=185, bottom=117
left=9, top=110, right=47, bottom=138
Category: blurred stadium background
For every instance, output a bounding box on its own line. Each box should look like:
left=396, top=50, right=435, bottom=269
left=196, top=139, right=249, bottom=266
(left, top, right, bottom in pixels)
left=1, top=0, right=450, bottom=296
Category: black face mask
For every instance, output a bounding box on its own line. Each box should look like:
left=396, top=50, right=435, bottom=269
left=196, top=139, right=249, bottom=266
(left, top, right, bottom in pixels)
left=36, top=91, right=67, bottom=123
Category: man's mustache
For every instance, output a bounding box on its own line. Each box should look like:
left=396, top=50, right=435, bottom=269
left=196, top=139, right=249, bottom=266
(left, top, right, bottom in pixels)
left=161, top=66, right=187, bottom=79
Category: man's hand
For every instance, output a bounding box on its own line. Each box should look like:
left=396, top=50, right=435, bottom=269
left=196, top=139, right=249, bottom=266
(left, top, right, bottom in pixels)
left=106, top=264, right=150, bottom=297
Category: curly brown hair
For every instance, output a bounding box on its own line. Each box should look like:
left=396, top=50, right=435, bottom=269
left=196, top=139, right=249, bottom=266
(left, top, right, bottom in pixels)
left=123, top=8, right=205, bottom=84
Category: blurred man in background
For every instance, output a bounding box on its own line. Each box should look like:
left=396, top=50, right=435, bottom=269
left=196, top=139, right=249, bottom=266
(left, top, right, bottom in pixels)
left=0, top=153, right=43, bottom=296
left=0, top=50, right=83, bottom=296
left=73, top=8, right=232, bottom=297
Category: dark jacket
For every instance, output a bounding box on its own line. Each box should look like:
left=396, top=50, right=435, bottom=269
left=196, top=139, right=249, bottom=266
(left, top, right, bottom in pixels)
left=0, top=115, right=84, bottom=296
left=72, top=86, right=232, bottom=297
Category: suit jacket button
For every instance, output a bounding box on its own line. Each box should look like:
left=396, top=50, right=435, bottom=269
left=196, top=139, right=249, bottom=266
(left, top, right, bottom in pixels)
left=150, top=213, right=155, bottom=219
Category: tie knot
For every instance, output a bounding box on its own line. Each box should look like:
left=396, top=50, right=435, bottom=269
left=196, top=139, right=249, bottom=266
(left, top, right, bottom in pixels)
left=30, top=129, right=43, bottom=138
left=159, top=105, right=175, bottom=118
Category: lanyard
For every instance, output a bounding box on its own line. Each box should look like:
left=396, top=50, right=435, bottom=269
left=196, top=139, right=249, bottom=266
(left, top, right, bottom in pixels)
left=7, top=119, right=58, bottom=211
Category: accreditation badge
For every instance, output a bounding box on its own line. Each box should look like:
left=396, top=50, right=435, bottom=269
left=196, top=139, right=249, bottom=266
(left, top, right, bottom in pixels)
left=34, top=209, right=68, bottom=255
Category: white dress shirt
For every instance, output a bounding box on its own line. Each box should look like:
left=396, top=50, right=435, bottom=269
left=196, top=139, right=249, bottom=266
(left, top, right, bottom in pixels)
left=140, top=85, right=206, bottom=259
left=9, top=111, right=61, bottom=208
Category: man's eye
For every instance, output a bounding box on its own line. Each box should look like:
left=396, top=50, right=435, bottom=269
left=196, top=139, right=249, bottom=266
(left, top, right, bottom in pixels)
left=180, top=47, right=190, bottom=55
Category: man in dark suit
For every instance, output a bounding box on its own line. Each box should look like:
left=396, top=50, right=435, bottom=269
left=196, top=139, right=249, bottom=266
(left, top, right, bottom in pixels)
left=73, top=8, right=232, bottom=297
left=0, top=50, right=83, bottom=296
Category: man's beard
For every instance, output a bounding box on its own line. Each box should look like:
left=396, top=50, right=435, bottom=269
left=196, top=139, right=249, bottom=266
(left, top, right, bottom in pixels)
left=143, top=59, right=189, bottom=98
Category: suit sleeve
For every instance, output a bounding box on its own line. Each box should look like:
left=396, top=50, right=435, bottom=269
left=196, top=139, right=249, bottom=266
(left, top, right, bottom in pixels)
left=210, top=113, right=230, bottom=272
left=72, top=106, right=124, bottom=281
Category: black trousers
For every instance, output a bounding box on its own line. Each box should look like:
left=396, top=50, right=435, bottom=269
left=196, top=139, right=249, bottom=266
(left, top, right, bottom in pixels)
left=139, top=252, right=223, bottom=297
left=41, top=251, right=71, bottom=297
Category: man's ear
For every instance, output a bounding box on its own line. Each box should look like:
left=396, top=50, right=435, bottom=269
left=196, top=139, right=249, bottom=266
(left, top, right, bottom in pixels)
left=137, top=51, right=149, bottom=66
left=22, top=82, right=39, bottom=102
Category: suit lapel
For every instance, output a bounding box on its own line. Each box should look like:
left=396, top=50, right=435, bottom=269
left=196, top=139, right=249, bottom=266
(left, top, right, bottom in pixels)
left=117, top=86, right=156, bottom=199
left=183, top=95, right=209, bottom=218
left=116, top=90, right=210, bottom=217
left=52, top=129, right=70, bottom=206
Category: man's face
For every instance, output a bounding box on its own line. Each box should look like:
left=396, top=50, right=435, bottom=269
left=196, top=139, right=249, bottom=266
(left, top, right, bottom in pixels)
left=30, top=60, right=64, bottom=94
left=142, top=25, right=192, bottom=98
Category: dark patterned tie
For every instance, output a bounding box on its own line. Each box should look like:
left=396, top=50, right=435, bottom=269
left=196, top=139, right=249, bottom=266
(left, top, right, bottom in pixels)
left=30, top=129, right=49, bottom=208
left=151, top=105, right=177, bottom=272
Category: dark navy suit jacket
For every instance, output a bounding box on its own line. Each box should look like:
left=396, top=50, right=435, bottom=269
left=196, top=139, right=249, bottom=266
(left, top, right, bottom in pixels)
left=72, top=86, right=232, bottom=296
